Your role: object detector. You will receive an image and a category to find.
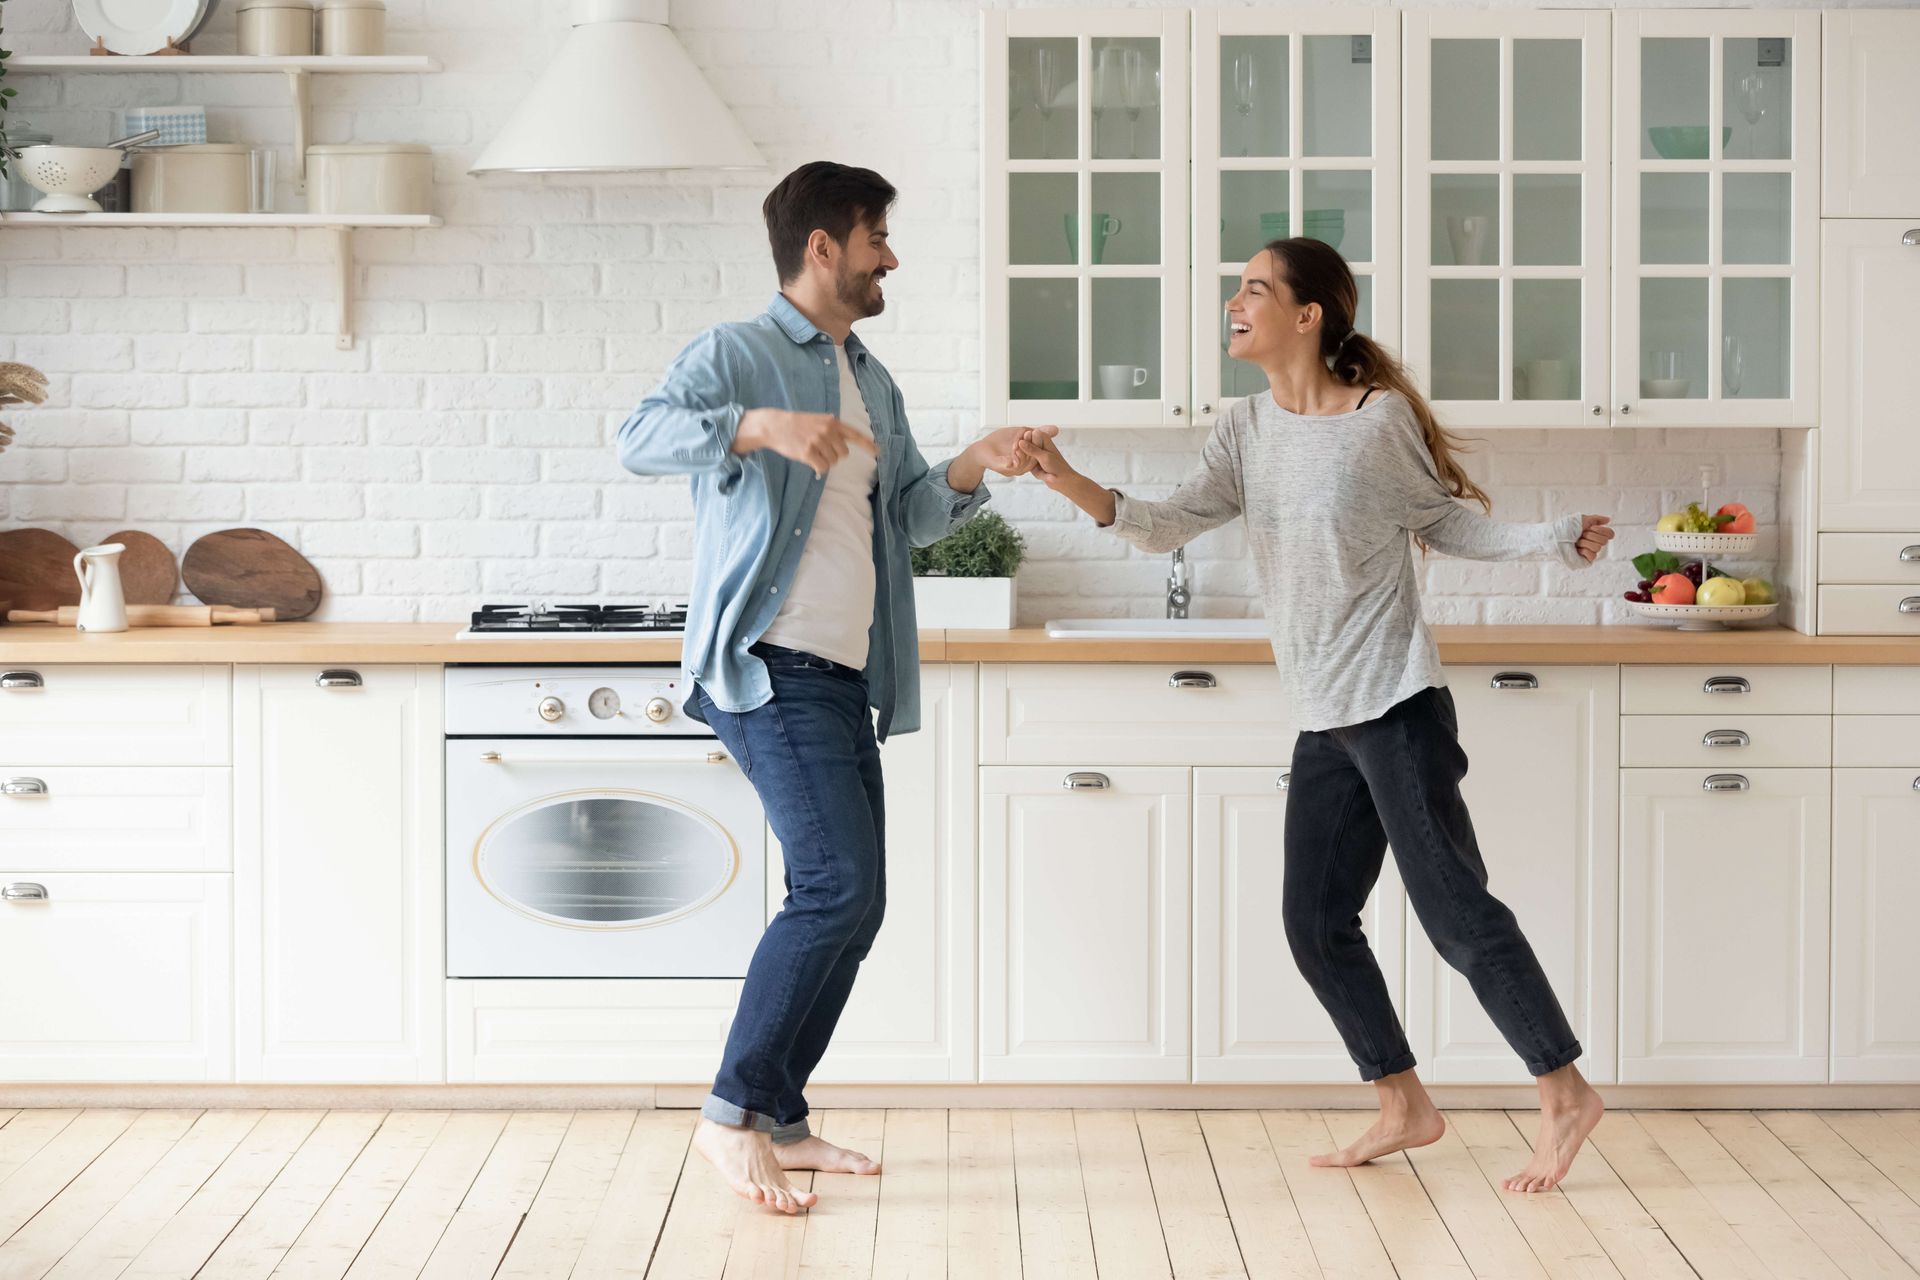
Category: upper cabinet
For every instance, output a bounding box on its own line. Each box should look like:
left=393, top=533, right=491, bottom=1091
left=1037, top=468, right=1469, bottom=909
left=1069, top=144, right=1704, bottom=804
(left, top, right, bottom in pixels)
left=1823, top=11, right=1920, bottom=217
left=984, top=9, right=1191, bottom=429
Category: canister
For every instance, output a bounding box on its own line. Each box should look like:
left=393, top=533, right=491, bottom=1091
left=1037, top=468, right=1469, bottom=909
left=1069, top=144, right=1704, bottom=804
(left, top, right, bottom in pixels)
left=305, top=143, right=432, bottom=215
left=238, top=0, right=315, bottom=57
left=131, top=144, right=252, bottom=214
left=318, top=0, right=386, bottom=56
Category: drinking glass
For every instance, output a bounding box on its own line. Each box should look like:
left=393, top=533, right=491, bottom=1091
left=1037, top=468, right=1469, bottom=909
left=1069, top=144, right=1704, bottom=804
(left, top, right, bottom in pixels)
left=1121, top=47, right=1155, bottom=158
left=1231, top=52, right=1257, bottom=156
left=1722, top=334, right=1744, bottom=397
left=1032, top=45, right=1061, bottom=130
left=1095, top=45, right=1125, bottom=158
left=249, top=148, right=276, bottom=214
left=1737, top=70, right=1766, bottom=157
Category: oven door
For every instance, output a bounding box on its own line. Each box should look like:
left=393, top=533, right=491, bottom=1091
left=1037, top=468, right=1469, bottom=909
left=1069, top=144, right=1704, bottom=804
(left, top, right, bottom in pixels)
left=446, top=738, right=766, bottom=978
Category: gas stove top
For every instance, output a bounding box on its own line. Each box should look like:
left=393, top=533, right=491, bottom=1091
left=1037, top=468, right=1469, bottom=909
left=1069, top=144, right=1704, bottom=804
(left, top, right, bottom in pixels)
left=455, top=603, right=688, bottom=640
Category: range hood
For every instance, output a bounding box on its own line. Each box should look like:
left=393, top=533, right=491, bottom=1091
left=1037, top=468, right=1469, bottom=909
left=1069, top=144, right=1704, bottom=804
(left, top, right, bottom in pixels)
left=470, top=0, right=763, bottom=174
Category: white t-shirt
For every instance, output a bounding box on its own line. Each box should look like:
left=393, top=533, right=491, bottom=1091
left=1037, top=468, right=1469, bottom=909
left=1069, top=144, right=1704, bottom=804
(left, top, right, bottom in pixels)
left=758, top=342, right=879, bottom=670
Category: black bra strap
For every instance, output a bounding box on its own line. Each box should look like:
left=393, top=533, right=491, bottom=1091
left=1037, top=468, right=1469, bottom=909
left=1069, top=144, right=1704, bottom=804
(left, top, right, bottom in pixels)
left=1355, top=386, right=1378, bottom=410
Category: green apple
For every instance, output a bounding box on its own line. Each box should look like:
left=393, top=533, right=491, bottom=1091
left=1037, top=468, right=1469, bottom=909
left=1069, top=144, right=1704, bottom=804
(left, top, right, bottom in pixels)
left=1740, top=577, right=1776, bottom=605
left=1696, top=576, right=1746, bottom=607
left=1656, top=512, right=1687, bottom=533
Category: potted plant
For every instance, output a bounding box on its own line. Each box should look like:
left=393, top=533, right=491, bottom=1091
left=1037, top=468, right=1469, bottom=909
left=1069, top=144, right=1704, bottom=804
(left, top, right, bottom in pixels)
left=911, top=509, right=1024, bottom=629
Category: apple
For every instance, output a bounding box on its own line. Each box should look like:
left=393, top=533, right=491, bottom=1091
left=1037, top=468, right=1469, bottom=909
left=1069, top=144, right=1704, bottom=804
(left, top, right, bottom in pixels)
left=1741, top=576, right=1776, bottom=605
left=1656, top=512, right=1687, bottom=533
left=1697, top=576, right=1746, bottom=607
left=1651, top=572, right=1695, bottom=605
left=1715, top=502, right=1756, bottom=534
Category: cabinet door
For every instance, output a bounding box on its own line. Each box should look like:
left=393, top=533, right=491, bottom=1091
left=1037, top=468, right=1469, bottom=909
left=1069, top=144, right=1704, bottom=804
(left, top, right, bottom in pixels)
left=1819, top=220, right=1920, bottom=531
left=1822, top=11, right=1920, bottom=217
left=235, top=665, right=444, bottom=1082
left=1832, top=769, right=1920, bottom=1082
left=1405, top=12, right=1610, bottom=428
left=770, top=666, right=977, bottom=1082
left=983, top=9, right=1191, bottom=428
left=0, top=873, right=231, bottom=1081
left=981, top=765, right=1189, bottom=1081
left=1406, top=667, right=1619, bottom=1083
left=1192, top=10, right=1399, bottom=426
left=1620, top=768, right=1829, bottom=1083
left=1614, top=11, right=1819, bottom=427
left=1193, top=767, right=1404, bottom=1082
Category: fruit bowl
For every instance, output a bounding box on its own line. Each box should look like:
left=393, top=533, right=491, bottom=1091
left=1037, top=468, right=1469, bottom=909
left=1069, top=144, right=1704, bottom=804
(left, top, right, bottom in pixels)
left=1630, top=600, right=1778, bottom=631
left=1653, top=531, right=1758, bottom=555
left=15, top=146, right=123, bottom=214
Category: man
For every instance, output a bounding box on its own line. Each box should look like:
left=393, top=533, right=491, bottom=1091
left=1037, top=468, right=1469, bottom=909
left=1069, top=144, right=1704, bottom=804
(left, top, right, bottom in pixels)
left=617, top=161, right=1049, bottom=1214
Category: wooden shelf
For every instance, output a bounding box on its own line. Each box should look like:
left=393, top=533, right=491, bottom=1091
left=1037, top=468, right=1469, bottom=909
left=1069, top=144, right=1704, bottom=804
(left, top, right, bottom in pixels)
left=0, top=212, right=439, bottom=228
left=7, top=54, right=439, bottom=73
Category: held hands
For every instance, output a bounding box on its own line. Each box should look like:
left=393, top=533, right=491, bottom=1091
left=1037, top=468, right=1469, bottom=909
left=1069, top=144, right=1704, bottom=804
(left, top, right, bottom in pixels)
left=1574, top=515, right=1615, bottom=563
left=966, top=424, right=1060, bottom=478
left=733, top=408, right=879, bottom=477
left=1012, top=428, right=1076, bottom=488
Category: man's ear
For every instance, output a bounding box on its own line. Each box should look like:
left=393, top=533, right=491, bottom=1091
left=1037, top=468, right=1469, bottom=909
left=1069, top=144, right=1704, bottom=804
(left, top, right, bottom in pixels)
left=806, top=227, right=836, bottom=272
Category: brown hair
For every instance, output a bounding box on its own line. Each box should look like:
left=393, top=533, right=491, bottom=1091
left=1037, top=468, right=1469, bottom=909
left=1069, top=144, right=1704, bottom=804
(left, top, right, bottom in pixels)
left=1263, top=238, right=1491, bottom=546
left=762, top=161, right=897, bottom=285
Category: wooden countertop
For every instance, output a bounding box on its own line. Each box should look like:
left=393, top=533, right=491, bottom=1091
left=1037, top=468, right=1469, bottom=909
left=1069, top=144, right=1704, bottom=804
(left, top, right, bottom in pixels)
left=0, top=622, right=1916, bottom=665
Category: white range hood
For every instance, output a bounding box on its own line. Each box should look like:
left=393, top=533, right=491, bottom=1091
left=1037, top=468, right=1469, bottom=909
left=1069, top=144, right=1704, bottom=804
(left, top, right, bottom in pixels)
left=470, top=0, right=763, bottom=174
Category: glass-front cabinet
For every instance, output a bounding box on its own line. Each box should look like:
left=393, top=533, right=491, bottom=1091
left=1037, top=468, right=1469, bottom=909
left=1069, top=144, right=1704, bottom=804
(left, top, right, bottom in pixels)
left=985, top=10, right=1191, bottom=428
left=1192, top=11, right=1400, bottom=425
left=1614, top=11, right=1818, bottom=426
left=1405, top=12, right=1611, bottom=428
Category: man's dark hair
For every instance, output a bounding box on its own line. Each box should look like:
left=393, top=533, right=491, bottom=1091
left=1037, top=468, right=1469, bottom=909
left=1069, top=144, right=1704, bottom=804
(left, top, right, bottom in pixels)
left=762, top=161, right=898, bottom=285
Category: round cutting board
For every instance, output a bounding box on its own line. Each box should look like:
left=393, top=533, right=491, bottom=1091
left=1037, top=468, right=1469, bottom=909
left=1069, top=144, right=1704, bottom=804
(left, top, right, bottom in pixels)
left=0, top=529, right=83, bottom=611
left=105, top=530, right=179, bottom=605
left=183, top=528, right=323, bottom=620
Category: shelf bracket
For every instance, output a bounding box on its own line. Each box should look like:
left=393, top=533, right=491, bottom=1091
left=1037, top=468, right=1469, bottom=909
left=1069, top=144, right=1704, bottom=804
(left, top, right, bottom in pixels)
left=285, top=68, right=311, bottom=192
left=331, top=226, right=354, bottom=350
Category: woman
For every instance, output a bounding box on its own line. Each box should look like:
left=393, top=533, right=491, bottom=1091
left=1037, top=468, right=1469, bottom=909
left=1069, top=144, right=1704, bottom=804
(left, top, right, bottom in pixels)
left=1016, top=238, right=1613, bottom=1194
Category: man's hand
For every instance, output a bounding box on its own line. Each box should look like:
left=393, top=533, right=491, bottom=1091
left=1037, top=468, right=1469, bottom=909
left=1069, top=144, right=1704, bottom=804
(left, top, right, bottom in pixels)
left=1014, top=428, right=1077, bottom=490
left=1574, top=514, right=1615, bottom=563
left=733, top=408, right=879, bottom=477
left=968, top=424, right=1058, bottom=478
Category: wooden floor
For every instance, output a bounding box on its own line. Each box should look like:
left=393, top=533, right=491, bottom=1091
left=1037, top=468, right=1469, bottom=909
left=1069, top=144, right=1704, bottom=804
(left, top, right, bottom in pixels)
left=1, top=1108, right=1917, bottom=1279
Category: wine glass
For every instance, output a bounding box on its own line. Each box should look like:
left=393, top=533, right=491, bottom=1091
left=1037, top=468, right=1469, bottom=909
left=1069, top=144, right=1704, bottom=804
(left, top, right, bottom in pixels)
left=1032, top=46, right=1062, bottom=155
left=1723, top=334, right=1745, bottom=398
left=1094, top=45, right=1125, bottom=158
left=1737, top=70, right=1767, bottom=158
left=1231, top=51, right=1257, bottom=156
left=1121, top=47, right=1156, bottom=158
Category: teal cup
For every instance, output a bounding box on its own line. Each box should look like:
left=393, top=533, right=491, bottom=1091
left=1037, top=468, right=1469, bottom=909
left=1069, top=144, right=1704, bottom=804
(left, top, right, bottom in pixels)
left=1258, top=210, right=1289, bottom=243
left=1064, top=212, right=1123, bottom=264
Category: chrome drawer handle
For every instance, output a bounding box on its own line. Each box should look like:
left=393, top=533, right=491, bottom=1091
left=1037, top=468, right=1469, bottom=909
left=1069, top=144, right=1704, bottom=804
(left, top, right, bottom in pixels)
left=1905, top=229, right=1920, bottom=246
left=2, top=883, right=48, bottom=902
left=2, top=778, right=48, bottom=797
left=1703, top=676, right=1751, bottom=695
left=1169, top=671, right=1217, bottom=690
left=1277, top=771, right=1290, bottom=791
left=316, top=669, right=363, bottom=688
left=1901, top=597, right=1920, bottom=615
left=0, top=671, right=44, bottom=691
left=1913, top=776, right=1920, bottom=792
left=1703, top=773, right=1750, bottom=792
left=1900, top=545, right=1920, bottom=562
left=479, top=751, right=730, bottom=765
left=1490, top=672, right=1538, bottom=690
left=1703, top=729, right=1750, bottom=748
left=1063, top=771, right=1111, bottom=791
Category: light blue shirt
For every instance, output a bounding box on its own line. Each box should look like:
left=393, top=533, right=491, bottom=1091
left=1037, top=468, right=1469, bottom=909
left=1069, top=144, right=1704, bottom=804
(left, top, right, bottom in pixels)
left=616, top=294, right=990, bottom=739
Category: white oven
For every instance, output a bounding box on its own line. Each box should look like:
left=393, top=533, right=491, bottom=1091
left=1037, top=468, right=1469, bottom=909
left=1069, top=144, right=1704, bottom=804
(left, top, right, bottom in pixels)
left=445, top=666, right=765, bottom=978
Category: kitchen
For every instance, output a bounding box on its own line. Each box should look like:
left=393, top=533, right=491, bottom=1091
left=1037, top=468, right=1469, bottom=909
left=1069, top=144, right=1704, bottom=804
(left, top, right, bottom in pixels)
left=2, top=0, right=1920, bottom=1275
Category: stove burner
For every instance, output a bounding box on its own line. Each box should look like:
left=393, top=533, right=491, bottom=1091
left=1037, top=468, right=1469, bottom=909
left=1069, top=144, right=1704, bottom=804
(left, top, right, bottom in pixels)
left=466, top=603, right=689, bottom=634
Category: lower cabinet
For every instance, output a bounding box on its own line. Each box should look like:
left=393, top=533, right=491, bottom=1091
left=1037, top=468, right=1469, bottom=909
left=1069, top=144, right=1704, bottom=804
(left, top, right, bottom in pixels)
left=0, top=873, right=232, bottom=1081
left=1832, top=768, right=1920, bottom=1082
left=1620, top=768, right=1831, bottom=1083
left=980, top=766, right=1191, bottom=1082
left=234, top=665, right=444, bottom=1082
left=447, top=979, right=739, bottom=1083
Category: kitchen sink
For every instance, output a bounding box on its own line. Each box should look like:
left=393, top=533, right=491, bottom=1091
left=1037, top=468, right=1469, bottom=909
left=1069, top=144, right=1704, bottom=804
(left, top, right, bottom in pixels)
left=1044, top=617, right=1270, bottom=640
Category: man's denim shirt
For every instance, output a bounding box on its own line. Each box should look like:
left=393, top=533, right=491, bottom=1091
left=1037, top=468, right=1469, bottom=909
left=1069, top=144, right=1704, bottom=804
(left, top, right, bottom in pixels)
left=616, top=294, right=990, bottom=740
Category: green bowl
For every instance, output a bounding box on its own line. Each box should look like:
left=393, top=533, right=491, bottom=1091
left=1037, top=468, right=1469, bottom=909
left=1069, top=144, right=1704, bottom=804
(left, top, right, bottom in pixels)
left=1010, top=379, right=1078, bottom=400
left=1648, top=125, right=1734, bottom=160
left=1302, top=208, right=1346, bottom=251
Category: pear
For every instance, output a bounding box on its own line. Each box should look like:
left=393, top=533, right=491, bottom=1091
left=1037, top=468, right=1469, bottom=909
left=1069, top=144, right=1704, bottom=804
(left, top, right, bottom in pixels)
left=1740, top=577, right=1776, bottom=605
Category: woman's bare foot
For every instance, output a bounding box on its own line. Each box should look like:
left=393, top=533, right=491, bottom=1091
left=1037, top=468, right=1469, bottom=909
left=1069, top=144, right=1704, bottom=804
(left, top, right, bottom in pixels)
left=774, top=1134, right=881, bottom=1175
left=1503, top=1065, right=1604, bottom=1194
left=1310, top=1069, right=1447, bottom=1168
left=693, top=1117, right=819, bottom=1214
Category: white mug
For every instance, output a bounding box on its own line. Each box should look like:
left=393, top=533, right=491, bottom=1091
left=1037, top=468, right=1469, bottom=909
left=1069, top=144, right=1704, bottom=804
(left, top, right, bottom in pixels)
left=1097, top=364, right=1150, bottom=399
left=73, top=543, right=129, bottom=634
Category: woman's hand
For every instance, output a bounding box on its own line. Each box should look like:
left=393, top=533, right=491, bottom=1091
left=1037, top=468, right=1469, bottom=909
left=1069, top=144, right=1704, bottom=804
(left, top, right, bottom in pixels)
left=1014, top=428, right=1076, bottom=488
left=1015, top=429, right=1118, bottom=526
left=1574, top=514, right=1614, bottom=563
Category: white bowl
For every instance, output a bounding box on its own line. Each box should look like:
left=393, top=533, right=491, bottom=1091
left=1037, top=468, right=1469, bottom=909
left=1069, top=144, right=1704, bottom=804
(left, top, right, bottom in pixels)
left=1630, top=600, right=1778, bottom=631
left=1653, top=531, right=1759, bottom=556
left=16, top=146, right=123, bottom=213
left=1641, top=378, right=1691, bottom=399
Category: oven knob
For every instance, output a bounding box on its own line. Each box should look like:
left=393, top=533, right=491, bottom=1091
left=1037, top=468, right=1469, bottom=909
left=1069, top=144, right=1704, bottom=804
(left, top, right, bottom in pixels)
left=645, top=697, right=673, bottom=724
left=537, top=696, right=565, bottom=722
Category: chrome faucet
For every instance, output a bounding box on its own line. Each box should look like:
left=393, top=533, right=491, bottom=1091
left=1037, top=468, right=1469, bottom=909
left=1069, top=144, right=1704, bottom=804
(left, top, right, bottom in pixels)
left=1166, top=548, right=1191, bottom=619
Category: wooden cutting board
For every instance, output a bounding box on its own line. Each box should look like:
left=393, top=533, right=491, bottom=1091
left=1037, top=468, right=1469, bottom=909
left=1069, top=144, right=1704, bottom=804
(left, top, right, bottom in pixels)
left=105, top=530, right=178, bottom=605
left=0, top=529, right=83, bottom=611
left=182, top=528, right=324, bottom=620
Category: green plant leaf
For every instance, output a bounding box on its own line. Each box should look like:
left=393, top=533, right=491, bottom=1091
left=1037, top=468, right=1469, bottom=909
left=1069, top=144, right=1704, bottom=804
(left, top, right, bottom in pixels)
left=911, top=509, right=1026, bottom=579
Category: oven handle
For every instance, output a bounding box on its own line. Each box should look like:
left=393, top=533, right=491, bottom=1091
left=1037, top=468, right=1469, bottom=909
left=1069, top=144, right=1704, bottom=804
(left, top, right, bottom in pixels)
left=476, top=750, right=731, bottom=765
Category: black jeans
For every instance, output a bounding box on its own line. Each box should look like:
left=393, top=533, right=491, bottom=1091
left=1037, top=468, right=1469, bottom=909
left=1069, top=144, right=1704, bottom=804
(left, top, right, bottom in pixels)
left=1282, top=685, right=1582, bottom=1081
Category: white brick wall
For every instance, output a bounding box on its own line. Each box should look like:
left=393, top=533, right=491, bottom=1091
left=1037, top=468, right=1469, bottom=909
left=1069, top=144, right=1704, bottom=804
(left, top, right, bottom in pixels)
left=1, top=0, right=1784, bottom=624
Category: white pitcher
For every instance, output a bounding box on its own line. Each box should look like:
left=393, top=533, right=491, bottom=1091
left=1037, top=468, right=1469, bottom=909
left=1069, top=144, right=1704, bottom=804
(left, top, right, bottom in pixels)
left=73, top=543, right=129, bottom=634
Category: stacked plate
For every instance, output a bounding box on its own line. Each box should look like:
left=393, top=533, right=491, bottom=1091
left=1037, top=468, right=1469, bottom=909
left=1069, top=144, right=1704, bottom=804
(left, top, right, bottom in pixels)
left=1652, top=531, right=1759, bottom=556
left=74, top=0, right=220, bottom=56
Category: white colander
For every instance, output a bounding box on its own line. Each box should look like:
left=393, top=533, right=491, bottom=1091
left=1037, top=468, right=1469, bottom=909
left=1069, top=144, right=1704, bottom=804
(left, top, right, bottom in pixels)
left=15, top=146, right=123, bottom=214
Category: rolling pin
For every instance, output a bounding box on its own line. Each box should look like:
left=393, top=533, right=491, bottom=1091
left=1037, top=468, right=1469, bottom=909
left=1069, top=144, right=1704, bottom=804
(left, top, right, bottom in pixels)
left=7, top=605, right=278, bottom=627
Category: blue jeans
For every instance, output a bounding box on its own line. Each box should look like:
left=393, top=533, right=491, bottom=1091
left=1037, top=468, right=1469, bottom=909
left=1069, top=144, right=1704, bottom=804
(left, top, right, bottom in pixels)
left=694, top=643, right=885, bottom=1143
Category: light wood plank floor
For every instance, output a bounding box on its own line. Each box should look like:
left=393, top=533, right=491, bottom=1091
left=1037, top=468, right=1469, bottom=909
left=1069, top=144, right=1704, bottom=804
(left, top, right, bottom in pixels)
left=0, top=1108, right=1916, bottom=1279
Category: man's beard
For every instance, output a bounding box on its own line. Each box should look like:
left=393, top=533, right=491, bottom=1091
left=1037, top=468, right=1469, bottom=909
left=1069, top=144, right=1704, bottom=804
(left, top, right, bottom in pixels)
left=837, top=266, right=886, bottom=319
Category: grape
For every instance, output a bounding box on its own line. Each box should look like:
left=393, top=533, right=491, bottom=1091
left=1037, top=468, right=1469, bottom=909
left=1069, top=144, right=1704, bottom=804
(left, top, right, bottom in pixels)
left=1637, top=579, right=1655, bottom=591
left=1682, top=561, right=1705, bottom=585
left=1624, top=590, right=1651, bottom=603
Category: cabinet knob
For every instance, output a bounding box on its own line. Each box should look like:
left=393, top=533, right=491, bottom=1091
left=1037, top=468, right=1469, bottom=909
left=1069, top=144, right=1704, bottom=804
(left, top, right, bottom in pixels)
left=1702, top=729, right=1751, bottom=748
left=1, top=778, right=47, bottom=797
left=1591, top=404, right=1604, bottom=417
left=1702, top=773, right=1750, bottom=792
left=1489, top=672, right=1538, bottom=690
left=316, top=669, right=362, bottom=688
left=1063, top=771, right=1111, bottom=791
left=1618, top=404, right=1633, bottom=415
left=1169, top=670, right=1217, bottom=689
left=1170, top=406, right=1184, bottom=417
left=645, top=697, right=673, bottom=723
left=538, top=696, right=565, bottom=722
left=1200, top=403, right=1214, bottom=416
left=1, top=883, right=48, bottom=902
left=0, top=671, right=44, bottom=691
left=1703, top=675, right=1751, bottom=695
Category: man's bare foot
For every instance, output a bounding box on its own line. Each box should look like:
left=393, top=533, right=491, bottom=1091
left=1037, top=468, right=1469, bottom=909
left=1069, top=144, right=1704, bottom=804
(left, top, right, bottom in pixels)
left=774, top=1134, right=881, bottom=1175
left=1309, top=1108, right=1447, bottom=1167
left=693, top=1117, right=819, bottom=1214
left=1504, top=1067, right=1604, bottom=1194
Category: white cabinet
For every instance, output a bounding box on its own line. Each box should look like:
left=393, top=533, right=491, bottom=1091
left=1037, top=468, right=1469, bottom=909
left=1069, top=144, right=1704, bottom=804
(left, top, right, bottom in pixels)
left=1620, top=768, right=1830, bottom=1083
left=980, top=663, right=1293, bottom=765
left=980, top=765, right=1190, bottom=1081
left=772, top=666, right=978, bottom=1083
left=1819, top=221, right=1920, bottom=533
left=0, top=873, right=232, bottom=1081
left=0, top=664, right=231, bottom=766
left=1822, top=11, right=1920, bottom=217
left=1832, top=769, right=1920, bottom=1082
left=234, top=665, right=443, bottom=1082
left=1193, top=767, right=1404, bottom=1082
left=447, top=979, right=740, bottom=1084
left=0, top=767, right=231, bottom=873
left=1406, top=667, right=1619, bottom=1083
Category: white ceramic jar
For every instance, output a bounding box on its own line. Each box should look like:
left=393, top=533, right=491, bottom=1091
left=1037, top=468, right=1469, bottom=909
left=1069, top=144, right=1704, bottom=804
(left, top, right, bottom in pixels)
left=306, top=143, right=431, bottom=215
left=317, top=0, right=385, bottom=56
left=131, top=144, right=252, bottom=214
left=237, top=0, right=315, bottom=57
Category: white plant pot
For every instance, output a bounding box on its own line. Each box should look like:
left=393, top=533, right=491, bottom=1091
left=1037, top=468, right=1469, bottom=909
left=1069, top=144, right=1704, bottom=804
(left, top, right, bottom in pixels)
left=912, top=576, right=1016, bottom=629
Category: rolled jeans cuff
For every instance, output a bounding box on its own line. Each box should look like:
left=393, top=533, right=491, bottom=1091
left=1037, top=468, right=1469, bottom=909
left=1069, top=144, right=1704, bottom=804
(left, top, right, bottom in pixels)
left=1356, top=1050, right=1420, bottom=1083
left=1526, top=1041, right=1584, bottom=1078
left=701, top=1093, right=776, bottom=1134
left=772, top=1119, right=811, bottom=1145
